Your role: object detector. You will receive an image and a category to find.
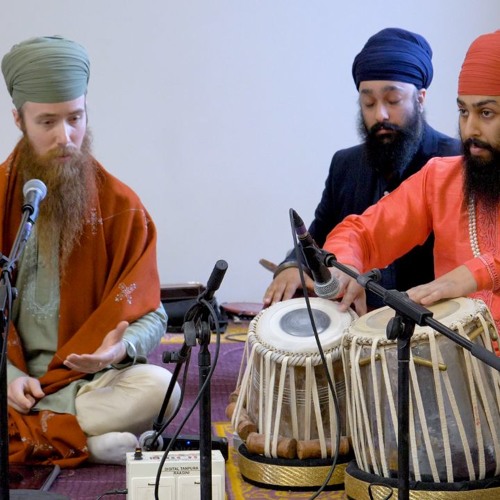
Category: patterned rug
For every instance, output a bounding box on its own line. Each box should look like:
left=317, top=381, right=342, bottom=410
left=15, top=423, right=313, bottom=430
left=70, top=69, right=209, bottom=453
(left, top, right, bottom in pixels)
left=49, top=421, right=348, bottom=499
left=157, top=326, right=249, bottom=435
left=45, top=323, right=249, bottom=498
left=213, top=421, right=347, bottom=500
left=43, top=321, right=349, bottom=498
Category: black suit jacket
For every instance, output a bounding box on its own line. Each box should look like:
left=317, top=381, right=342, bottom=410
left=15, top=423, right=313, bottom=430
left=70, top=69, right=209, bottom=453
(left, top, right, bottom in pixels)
left=285, top=123, right=462, bottom=308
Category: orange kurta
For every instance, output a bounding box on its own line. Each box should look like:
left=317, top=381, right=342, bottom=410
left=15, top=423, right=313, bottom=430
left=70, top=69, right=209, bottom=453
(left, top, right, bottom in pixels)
left=0, top=145, right=162, bottom=466
left=324, top=155, right=500, bottom=335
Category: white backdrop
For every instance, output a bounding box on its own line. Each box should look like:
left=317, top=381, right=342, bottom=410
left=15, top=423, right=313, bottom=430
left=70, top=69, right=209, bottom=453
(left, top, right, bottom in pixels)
left=0, top=2, right=498, bottom=303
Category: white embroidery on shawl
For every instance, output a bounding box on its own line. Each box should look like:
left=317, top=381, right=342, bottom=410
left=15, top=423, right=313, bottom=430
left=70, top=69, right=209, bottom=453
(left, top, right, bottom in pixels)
left=90, top=207, right=147, bottom=305
left=86, top=207, right=103, bottom=235
left=20, top=436, right=54, bottom=455
left=18, top=411, right=55, bottom=454
left=40, top=410, right=55, bottom=432
left=115, top=282, right=137, bottom=304
left=6, top=336, right=20, bottom=348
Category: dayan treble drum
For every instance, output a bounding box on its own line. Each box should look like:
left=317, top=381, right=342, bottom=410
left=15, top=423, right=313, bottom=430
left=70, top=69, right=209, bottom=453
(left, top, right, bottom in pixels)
left=229, top=297, right=356, bottom=463
left=343, top=297, right=500, bottom=486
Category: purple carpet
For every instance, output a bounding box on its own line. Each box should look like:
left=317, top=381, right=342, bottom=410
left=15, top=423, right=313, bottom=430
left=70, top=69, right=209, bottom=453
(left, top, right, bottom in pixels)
left=47, top=335, right=246, bottom=499
left=155, top=336, right=245, bottom=435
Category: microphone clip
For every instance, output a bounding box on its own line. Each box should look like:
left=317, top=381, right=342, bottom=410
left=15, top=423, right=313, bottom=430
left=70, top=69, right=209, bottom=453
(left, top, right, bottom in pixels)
left=318, top=249, right=337, bottom=267
left=356, top=269, right=382, bottom=288
left=302, top=246, right=336, bottom=268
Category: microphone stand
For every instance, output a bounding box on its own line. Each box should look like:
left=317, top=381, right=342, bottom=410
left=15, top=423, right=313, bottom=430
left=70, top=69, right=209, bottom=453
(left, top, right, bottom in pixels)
left=146, top=260, right=228, bottom=500
left=192, top=307, right=214, bottom=500
left=0, top=209, right=68, bottom=499
left=318, top=250, right=500, bottom=500
left=0, top=252, right=13, bottom=499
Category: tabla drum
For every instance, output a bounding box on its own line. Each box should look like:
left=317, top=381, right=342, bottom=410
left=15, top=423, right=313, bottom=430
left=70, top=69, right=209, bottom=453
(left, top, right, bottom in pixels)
left=343, top=297, right=500, bottom=487
left=228, top=297, right=357, bottom=489
left=226, top=297, right=357, bottom=490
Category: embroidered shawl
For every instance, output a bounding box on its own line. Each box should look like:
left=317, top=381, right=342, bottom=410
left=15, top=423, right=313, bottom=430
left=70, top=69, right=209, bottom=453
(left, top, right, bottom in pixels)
left=1, top=145, right=161, bottom=466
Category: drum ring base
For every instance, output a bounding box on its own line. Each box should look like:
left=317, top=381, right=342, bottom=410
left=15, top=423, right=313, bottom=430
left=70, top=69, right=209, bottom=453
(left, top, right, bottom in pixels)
left=237, top=443, right=352, bottom=491
left=345, top=460, right=500, bottom=499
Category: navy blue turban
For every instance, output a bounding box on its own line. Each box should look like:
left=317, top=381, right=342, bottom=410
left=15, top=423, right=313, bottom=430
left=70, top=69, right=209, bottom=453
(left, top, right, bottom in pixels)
left=352, top=28, right=433, bottom=90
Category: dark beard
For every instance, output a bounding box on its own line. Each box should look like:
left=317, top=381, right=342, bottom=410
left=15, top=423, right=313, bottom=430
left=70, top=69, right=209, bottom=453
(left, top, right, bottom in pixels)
left=463, top=138, right=500, bottom=209
left=16, top=131, right=98, bottom=270
left=357, top=104, right=424, bottom=179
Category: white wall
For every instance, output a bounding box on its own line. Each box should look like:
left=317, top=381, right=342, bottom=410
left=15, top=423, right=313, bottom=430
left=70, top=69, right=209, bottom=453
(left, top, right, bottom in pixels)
left=0, top=2, right=498, bottom=304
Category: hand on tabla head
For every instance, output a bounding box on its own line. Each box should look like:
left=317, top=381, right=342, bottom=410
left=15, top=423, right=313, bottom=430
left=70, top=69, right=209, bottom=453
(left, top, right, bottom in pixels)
left=331, top=266, right=367, bottom=316
left=407, top=265, right=478, bottom=306
left=263, top=267, right=314, bottom=307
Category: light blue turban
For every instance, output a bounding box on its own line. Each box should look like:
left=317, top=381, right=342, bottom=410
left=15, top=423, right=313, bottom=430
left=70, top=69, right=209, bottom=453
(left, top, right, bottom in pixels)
left=1, top=35, right=90, bottom=109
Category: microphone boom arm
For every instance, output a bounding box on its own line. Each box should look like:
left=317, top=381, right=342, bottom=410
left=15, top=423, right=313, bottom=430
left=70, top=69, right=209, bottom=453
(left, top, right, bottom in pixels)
left=320, top=248, right=500, bottom=366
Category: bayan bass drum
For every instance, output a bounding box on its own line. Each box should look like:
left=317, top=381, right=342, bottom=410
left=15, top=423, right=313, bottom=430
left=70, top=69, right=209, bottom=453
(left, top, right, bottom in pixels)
left=343, top=297, right=500, bottom=483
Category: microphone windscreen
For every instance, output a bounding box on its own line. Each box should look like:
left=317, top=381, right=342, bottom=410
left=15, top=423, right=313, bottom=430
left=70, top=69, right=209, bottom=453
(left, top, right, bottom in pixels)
left=23, top=179, right=47, bottom=199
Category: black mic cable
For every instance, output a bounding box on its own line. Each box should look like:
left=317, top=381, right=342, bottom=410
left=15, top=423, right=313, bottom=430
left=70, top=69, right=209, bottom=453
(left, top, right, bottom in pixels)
left=291, top=209, right=340, bottom=299
left=288, top=208, right=343, bottom=500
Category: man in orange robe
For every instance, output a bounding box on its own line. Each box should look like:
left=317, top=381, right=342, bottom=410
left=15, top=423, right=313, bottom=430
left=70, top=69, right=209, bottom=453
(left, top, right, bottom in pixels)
left=323, top=30, right=500, bottom=350
left=1, top=36, right=179, bottom=467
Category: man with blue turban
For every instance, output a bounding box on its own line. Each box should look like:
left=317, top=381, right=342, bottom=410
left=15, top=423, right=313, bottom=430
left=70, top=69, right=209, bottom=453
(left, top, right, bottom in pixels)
left=1, top=36, right=180, bottom=467
left=264, top=27, right=461, bottom=310
left=326, top=29, right=500, bottom=346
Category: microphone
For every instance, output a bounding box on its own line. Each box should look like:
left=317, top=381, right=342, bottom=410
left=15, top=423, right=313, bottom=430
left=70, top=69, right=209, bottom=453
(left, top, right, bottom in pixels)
left=202, top=260, right=228, bottom=301
left=4, top=180, right=48, bottom=273
left=291, top=209, right=340, bottom=299
left=185, top=259, right=228, bottom=322
left=22, top=179, right=47, bottom=223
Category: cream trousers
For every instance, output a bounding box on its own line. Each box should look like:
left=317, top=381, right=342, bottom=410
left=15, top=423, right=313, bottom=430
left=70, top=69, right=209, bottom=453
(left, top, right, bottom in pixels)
left=75, top=364, right=180, bottom=437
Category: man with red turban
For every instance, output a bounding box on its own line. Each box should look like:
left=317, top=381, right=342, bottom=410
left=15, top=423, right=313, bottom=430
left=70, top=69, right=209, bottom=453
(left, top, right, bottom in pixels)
left=324, top=30, right=500, bottom=351
left=1, top=36, right=180, bottom=467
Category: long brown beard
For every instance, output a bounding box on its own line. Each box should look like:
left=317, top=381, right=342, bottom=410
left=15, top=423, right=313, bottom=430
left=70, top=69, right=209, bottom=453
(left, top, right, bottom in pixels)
left=16, top=131, right=98, bottom=271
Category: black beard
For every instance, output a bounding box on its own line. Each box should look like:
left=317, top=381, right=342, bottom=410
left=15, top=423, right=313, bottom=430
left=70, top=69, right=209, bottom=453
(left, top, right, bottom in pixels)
left=357, top=106, right=424, bottom=179
left=463, top=138, right=500, bottom=209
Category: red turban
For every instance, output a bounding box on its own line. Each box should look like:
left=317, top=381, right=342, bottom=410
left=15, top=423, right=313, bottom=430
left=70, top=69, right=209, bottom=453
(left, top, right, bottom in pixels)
left=458, top=30, right=500, bottom=95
